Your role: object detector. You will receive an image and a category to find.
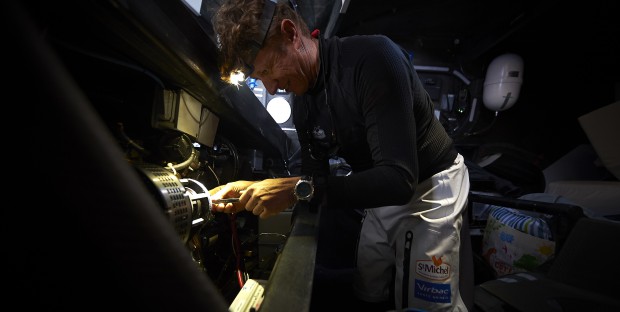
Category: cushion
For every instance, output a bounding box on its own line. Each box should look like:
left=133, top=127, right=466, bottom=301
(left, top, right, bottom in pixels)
left=578, top=101, right=620, bottom=180
left=546, top=180, right=620, bottom=218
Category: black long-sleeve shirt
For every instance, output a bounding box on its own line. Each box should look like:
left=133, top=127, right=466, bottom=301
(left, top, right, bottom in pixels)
left=293, top=35, right=457, bottom=210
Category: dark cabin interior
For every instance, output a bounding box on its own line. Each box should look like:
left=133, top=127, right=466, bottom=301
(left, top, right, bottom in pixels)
left=7, top=0, right=619, bottom=311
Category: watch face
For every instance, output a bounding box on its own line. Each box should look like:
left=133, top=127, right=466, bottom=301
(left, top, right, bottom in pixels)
left=296, top=182, right=312, bottom=198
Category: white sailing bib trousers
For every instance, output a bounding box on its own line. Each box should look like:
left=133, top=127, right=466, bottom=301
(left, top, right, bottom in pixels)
left=354, top=154, right=470, bottom=311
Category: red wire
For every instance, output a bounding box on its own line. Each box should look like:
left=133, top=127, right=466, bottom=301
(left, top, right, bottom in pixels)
left=229, top=213, right=245, bottom=288
left=236, top=270, right=244, bottom=288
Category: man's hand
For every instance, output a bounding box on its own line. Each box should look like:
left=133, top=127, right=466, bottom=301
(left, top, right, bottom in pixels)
left=210, top=180, right=254, bottom=214
left=210, top=177, right=300, bottom=218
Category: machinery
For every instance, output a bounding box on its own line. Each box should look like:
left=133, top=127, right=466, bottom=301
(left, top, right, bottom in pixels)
left=10, top=0, right=305, bottom=310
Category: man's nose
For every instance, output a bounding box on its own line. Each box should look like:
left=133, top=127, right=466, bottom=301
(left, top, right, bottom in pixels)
left=262, top=79, right=278, bottom=95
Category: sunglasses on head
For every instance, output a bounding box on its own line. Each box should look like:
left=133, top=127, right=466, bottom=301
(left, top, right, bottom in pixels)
left=229, top=0, right=299, bottom=80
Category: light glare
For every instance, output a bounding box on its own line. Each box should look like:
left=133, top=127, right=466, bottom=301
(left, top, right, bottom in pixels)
left=228, top=70, right=246, bottom=86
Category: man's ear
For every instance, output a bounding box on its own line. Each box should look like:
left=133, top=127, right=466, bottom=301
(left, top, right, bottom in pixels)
left=280, top=19, right=297, bottom=43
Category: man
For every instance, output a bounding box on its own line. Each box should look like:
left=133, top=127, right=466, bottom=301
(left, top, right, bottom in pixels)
left=210, top=0, right=471, bottom=310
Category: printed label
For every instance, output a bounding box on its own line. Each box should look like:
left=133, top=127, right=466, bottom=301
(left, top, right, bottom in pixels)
left=414, top=279, right=451, bottom=303
left=415, top=256, right=451, bottom=281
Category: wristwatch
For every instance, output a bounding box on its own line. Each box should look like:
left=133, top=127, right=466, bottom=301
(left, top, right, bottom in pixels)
left=294, top=175, right=314, bottom=201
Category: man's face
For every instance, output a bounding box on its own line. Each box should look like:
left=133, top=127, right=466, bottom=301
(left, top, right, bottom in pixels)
left=250, top=37, right=311, bottom=96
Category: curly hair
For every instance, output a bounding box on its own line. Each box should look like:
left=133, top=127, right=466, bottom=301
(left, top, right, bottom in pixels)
left=212, top=0, right=310, bottom=79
